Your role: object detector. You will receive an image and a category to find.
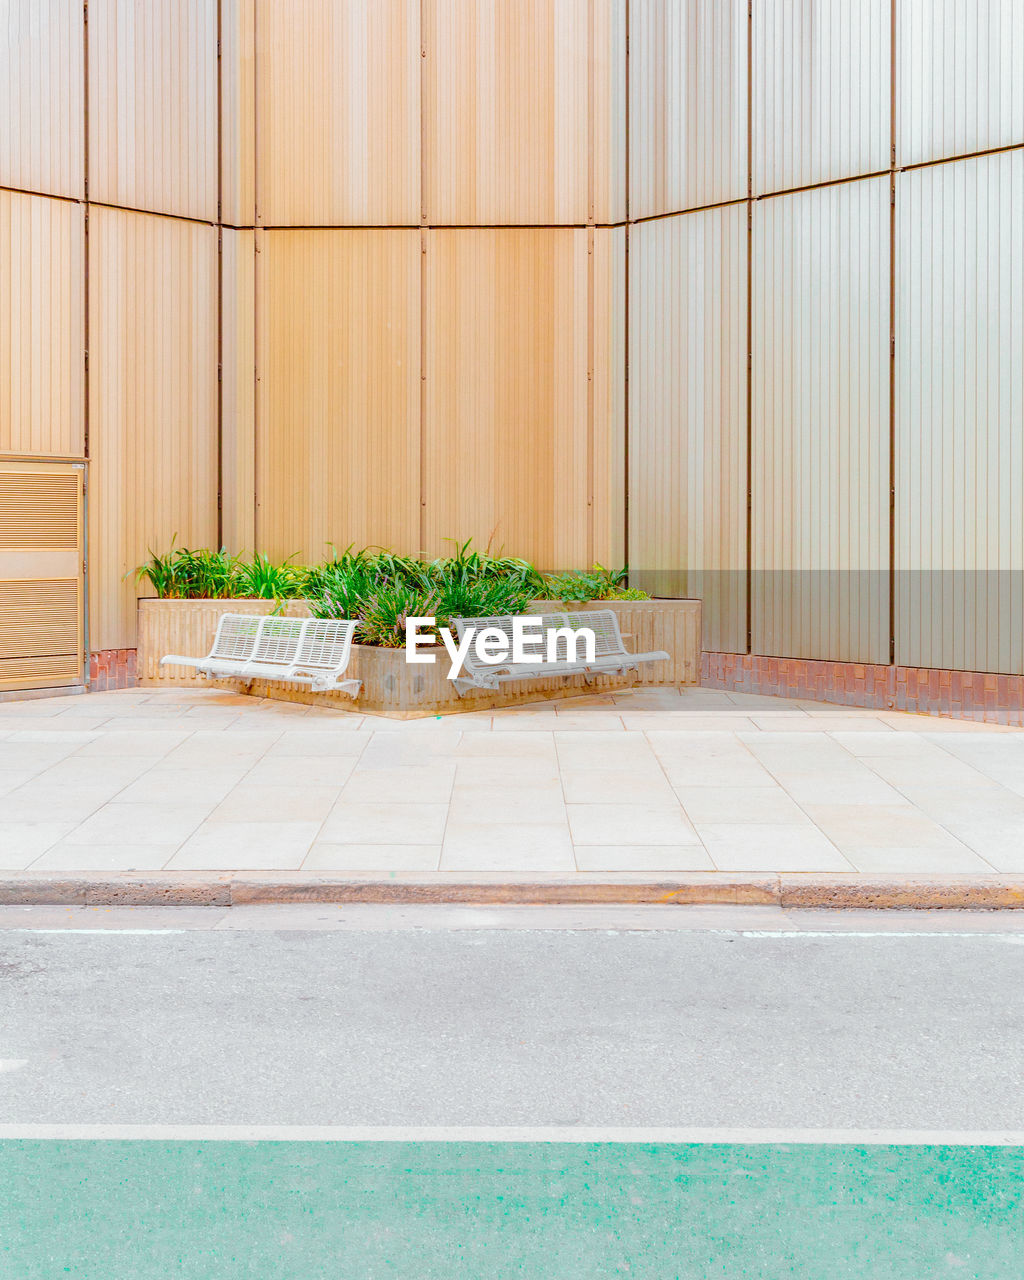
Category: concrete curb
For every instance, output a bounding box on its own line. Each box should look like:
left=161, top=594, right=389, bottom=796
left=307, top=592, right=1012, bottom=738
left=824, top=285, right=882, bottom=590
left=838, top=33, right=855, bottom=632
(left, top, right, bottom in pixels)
left=2, top=871, right=1024, bottom=909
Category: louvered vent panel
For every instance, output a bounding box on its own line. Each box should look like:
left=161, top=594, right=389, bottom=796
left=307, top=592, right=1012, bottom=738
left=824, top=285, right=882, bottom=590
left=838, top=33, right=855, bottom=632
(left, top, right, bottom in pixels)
left=0, top=580, right=80, bottom=660
left=0, top=473, right=80, bottom=549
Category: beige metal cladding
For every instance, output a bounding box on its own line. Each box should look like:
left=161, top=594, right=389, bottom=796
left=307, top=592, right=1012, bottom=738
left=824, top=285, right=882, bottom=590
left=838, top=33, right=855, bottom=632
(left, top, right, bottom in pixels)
left=424, top=228, right=620, bottom=570
left=895, top=152, right=1024, bottom=675
left=424, top=0, right=609, bottom=226
left=88, top=208, right=219, bottom=652
left=752, top=0, right=890, bottom=196
left=751, top=178, right=890, bottom=664
left=0, top=0, right=84, bottom=200
left=0, top=462, right=84, bottom=691
left=256, top=0, right=420, bottom=227
left=220, top=229, right=256, bottom=556
left=589, top=225, right=626, bottom=568
left=255, top=229, right=421, bottom=563
left=630, top=0, right=747, bottom=219
left=88, top=0, right=218, bottom=221
left=220, top=0, right=256, bottom=226
left=897, top=0, right=1024, bottom=168
left=0, top=191, right=85, bottom=459
left=628, top=206, right=747, bottom=654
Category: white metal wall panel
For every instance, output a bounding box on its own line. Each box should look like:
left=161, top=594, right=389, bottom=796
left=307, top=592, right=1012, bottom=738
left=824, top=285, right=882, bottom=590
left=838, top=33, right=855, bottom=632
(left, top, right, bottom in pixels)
left=0, top=0, right=85, bottom=199
left=752, top=0, right=890, bottom=196
left=629, top=205, right=748, bottom=652
left=630, top=0, right=747, bottom=218
left=897, top=0, right=1024, bottom=167
left=895, top=152, right=1024, bottom=674
left=752, top=178, right=890, bottom=663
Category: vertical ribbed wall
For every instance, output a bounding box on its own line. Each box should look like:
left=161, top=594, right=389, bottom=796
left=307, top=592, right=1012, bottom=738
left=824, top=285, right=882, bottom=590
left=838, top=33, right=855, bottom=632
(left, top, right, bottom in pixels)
left=630, top=0, right=748, bottom=217
left=628, top=207, right=747, bottom=653
left=88, top=0, right=218, bottom=221
left=256, top=0, right=420, bottom=227
left=897, top=0, right=1024, bottom=166
left=0, top=0, right=84, bottom=200
left=752, top=0, right=890, bottom=194
left=896, top=151, right=1024, bottom=673
left=3, top=2, right=1024, bottom=681
left=0, top=191, right=85, bottom=458
left=87, top=208, right=219, bottom=650
left=255, top=229, right=422, bottom=561
left=751, top=179, right=890, bottom=664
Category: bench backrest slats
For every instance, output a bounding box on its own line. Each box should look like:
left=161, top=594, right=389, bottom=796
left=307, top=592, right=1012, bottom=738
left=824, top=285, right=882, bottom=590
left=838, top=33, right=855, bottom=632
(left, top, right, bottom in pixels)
left=452, top=610, right=628, bottom=672
left=210, top=614, right=265, bottom=662
left=568, top=609, right=624, bottom=657
left=294, top=619, right=356, bottom=671
left=252, top=616, right=305, bottom=666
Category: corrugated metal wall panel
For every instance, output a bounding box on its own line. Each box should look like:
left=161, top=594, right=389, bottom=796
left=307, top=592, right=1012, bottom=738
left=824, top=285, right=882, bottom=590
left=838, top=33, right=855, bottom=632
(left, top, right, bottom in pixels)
left=591, top=0, right=628, bottom=225
left=628, top=205, right=747, bottom=652
left=88, top=208, right=219, bottom=651
left=221, top=228, right=256, bottom=555
left=630, top=0, right=747, bottom=218
left=751, top=179, right=890, bottom=663
left=423, top=228, right=590, bottom=568
left=424, top=0, right=591, bottom=225
left=221, top=0, right=256, bottom=226
left=591, top=226, right=626, bottom=566
left=895, top=152, right=1024, bottom=674
left=88, top=0, right=218, bottom=220
left=256, top=0, right=420, bottom=227
left=897, top=0, right=1024, bottom=167
left=0, top=191, right=85, bottom=458
left=255, top=229, right=421, bottom=562
left=0, top=0, right=84, bottom=200
left=752, top=0, right=890, bottom=196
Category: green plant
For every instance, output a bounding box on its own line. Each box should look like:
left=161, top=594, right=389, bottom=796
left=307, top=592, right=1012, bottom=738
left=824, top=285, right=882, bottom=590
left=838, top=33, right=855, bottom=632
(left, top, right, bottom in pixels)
left=543, top=564, right=647, bottom=603
left=353, top=583, right=437, bottom=648
left=132, top=542, right=239, bottom=599
left=230, top=554, right=304, bottom=599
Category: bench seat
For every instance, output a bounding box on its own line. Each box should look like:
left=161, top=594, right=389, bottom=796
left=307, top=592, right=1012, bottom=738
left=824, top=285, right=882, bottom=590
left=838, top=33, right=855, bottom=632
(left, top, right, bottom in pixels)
left=161, top=614, right=361, bottom=696
left=450, top=609, right=669, bottom=695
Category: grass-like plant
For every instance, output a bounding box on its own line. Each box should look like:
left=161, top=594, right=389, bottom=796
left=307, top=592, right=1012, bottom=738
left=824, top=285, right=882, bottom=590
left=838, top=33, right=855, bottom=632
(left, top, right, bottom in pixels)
left=136, top=540, right=647, bottom=642
left=133, top=543, right=239, bottom=599
left=543, top=564, right=649, bottom=603
left=230, top=554, right=304, bottom=600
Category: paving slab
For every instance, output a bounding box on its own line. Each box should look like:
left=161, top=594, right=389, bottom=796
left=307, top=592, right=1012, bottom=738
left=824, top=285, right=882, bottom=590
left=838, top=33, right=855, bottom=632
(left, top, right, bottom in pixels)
left=0, top=687, right=1021, bottom=904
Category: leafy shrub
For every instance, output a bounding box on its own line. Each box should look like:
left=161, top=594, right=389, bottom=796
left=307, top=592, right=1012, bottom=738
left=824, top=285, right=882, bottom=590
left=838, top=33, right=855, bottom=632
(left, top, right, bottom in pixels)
left=543, top=564, right=648, bottom=603
left=133, top=544, right=239, bottom=599
left=230, top=554, right=304, bottom=599
left=136, top=540, right=646, bottom=643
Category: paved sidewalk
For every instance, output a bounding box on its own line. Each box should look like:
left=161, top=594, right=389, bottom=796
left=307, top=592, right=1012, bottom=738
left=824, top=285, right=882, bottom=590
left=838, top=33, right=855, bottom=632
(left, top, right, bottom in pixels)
left=0, top=686, right=1021, bottom=877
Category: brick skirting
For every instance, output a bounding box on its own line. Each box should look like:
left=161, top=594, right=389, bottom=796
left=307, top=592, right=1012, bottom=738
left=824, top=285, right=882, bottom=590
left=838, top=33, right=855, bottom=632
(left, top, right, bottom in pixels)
left=89, top=649, right=138, bottom=691
left=702, top=652, right=1024, bottom=726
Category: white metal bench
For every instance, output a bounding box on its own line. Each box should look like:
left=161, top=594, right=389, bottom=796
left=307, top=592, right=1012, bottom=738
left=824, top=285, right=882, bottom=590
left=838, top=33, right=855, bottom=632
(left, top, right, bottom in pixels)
left=450, top=609, right=669, bottom=695
left=161, top=614, right=361, bottom=696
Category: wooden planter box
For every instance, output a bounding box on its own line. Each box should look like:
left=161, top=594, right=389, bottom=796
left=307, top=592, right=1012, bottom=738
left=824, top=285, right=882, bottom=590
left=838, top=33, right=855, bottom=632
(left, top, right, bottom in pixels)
left=137, top=595, right=701, bottom=718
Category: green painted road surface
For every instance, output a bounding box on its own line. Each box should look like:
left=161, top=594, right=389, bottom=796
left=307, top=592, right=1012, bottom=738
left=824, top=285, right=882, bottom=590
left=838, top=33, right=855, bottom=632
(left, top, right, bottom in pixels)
left=2, top=1141, right=1022, bottom=1278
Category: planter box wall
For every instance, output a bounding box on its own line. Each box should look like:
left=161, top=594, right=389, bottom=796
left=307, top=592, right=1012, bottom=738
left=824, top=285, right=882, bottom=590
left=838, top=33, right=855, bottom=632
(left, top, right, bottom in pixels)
left=529, top=598, right=701, bottom=687
left=138, top=596, right=701, bottom=718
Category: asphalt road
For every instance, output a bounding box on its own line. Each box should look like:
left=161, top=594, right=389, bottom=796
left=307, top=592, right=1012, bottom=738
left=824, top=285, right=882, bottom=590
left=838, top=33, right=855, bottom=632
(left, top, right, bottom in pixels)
left=2, top=905, right=1023, bottom=1277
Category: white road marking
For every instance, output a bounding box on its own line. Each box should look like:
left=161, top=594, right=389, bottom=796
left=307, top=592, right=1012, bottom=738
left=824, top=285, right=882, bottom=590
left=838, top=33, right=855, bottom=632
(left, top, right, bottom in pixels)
left=0, top=1126, right=1022, bottom=1144
left=8, top=929, right=187, bottom=935
left=0, top=1061, right=28, bottom=1073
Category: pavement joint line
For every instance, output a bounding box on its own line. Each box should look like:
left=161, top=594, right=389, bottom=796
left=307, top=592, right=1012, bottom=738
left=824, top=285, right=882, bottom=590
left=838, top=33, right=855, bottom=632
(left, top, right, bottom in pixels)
left=1, top=1126, right=1024, bottom=1144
